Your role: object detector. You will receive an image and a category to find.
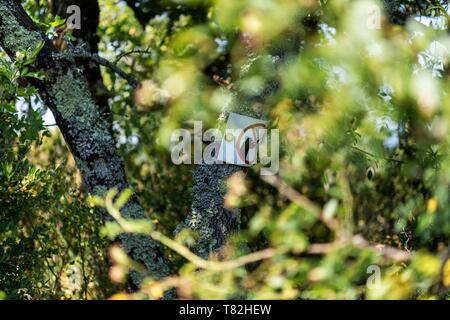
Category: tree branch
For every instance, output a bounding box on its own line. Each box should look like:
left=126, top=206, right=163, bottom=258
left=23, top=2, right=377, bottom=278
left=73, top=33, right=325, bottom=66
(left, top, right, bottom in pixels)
left=66, top=48, right=139, bottom=88
left=49, top=0, right=111, bottom=112
left=262, top=174, right=413, bottom=262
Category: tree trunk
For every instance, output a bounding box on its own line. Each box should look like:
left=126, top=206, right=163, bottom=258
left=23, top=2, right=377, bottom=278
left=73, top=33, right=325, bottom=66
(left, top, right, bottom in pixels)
left=177, top=164, right=243, bottom=258
left=49, top=0, right=111, bottom=114
left=176, top=44, right=278, bottom=258
left=0, top=0, right=170, bottom=285
left=177, top=94, right=266, bottom=258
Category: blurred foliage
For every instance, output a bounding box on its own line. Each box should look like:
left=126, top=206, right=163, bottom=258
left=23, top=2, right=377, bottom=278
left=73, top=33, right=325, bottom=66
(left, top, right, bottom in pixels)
left=0, top=25, right=111, bottom=299
left=1, top=0, right=450, bottom=300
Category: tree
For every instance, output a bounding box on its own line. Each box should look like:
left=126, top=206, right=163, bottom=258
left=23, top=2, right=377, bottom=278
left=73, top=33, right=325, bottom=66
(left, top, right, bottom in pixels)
left=0, top=0, right=170, bottom=287
left=1, top=0, right=450, bottom=300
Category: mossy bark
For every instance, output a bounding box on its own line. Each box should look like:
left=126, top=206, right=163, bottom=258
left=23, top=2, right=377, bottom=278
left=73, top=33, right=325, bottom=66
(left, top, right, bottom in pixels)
left=0, top=0, right=170, bottom=284
left=177, top=164, right=242, bottom=258
left=49, top=0, right=111, bottom=113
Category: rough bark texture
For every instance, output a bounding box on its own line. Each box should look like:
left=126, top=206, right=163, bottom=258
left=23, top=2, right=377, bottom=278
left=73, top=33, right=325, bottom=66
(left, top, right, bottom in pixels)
left=0, top=0, right=170, bottom=284
left=49, top=0, right=111, bottom=114
left=177, top=164, right=243, bottom=258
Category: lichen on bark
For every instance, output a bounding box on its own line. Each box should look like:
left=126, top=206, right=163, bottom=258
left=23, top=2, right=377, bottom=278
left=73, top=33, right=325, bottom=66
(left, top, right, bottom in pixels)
left=0, top=0, right=171, bottom=284
left=47, top=63, right=172, bottom=282
left=0, top=3, right=41, bottom=53
left=176, top=97, right=263, bottom=258
left=177, top=164, right=242, bottom=258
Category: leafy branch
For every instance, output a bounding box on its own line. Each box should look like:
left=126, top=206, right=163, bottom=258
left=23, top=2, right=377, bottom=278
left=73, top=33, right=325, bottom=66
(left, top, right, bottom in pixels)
left=94, top=189, right=286, bottom=272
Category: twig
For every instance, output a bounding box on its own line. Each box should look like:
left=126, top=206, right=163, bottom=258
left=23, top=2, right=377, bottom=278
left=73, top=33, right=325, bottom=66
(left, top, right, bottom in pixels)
left=151, top=231, right=286, bottom=271
left=308, top=235, right=412, bottom=262
left=351, top=145, right=402, bottom=163
left=114, top=48, right=152, bottom=64
left=104, top=191, right=286, bottom=272
left=68, top=49, right=140, bottom=88
left=261, top=174, right=338, bottom=229
left=261, top=175, right=413, bottom=262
